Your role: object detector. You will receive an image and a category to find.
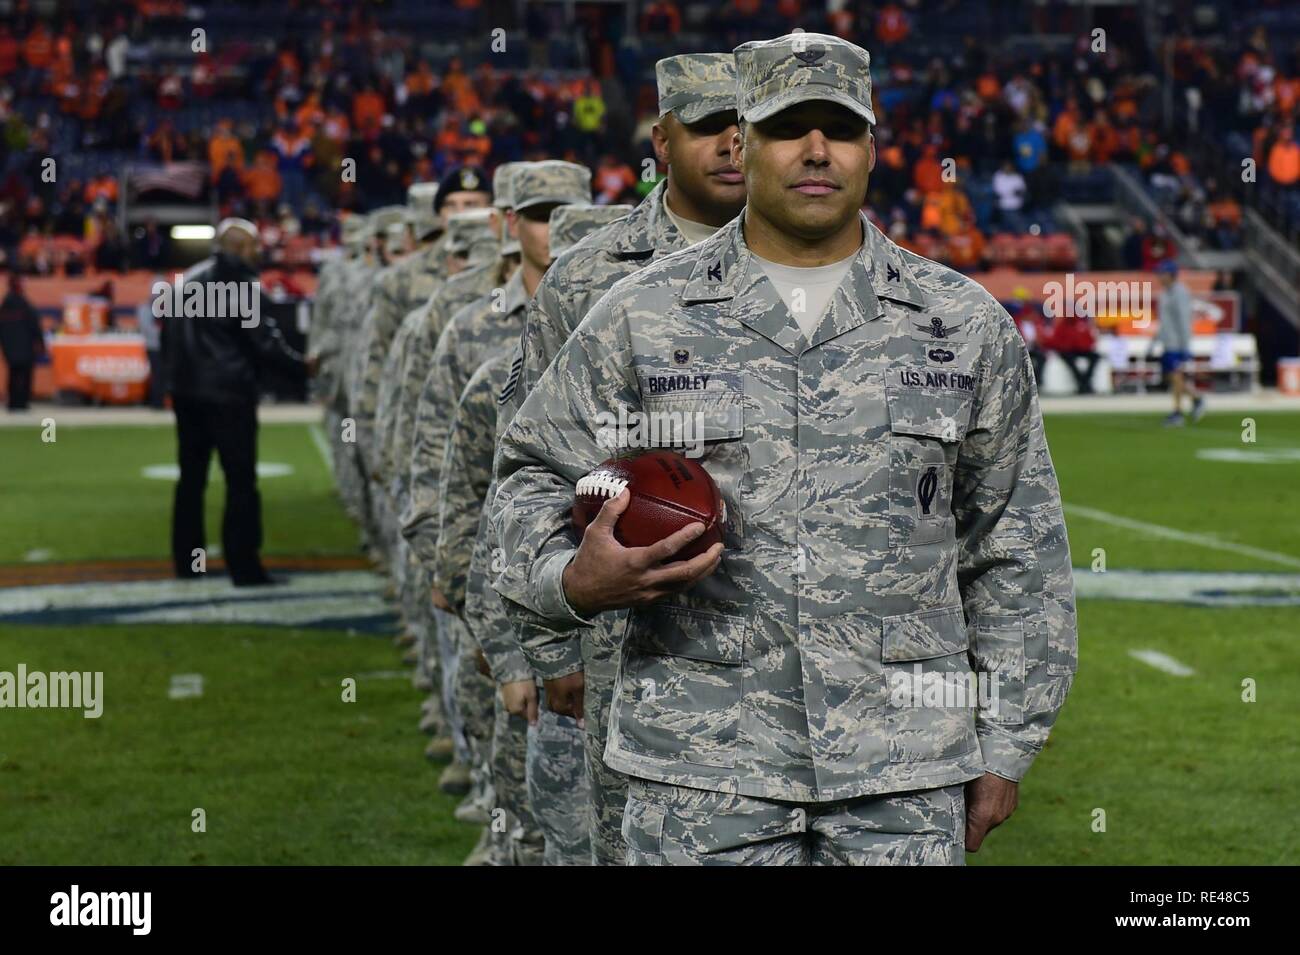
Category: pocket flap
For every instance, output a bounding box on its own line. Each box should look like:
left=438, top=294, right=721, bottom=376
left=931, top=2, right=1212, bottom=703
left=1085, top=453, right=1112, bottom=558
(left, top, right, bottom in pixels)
left=641, top=393, right=744, bottom=442
left=886, top=385, right=973, bottom=443
left=629, top=605, right=746, bottom=665
left=882, top=606, right=969, bottom=663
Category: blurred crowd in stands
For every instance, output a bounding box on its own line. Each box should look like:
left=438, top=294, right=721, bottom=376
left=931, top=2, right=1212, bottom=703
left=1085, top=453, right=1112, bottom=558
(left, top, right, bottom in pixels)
left=0, top=0, right=1296, bottom=278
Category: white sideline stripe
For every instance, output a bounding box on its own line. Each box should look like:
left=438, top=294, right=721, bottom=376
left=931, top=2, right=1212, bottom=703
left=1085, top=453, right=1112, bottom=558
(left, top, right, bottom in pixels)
left=1064, top=504, right=1300, bottom=571
left=1128, top=649, right=1196, bottom=677
left=308, top=424, right=332, bottom=471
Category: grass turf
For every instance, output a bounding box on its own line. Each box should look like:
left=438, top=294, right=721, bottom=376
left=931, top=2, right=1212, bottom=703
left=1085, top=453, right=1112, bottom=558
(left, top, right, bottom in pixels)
left=1, top=411, right=1298, bottom=864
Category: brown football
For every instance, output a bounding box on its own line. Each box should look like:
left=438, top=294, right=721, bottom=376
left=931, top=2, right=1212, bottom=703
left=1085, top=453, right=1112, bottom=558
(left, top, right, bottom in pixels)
left=572, top=451, right=725, bottom=561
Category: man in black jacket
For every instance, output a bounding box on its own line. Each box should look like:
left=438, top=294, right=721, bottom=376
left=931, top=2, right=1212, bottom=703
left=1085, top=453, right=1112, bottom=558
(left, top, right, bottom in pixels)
left=161, top=219, right=312, bottom=585
left=0, top=277, right=45, bottom=412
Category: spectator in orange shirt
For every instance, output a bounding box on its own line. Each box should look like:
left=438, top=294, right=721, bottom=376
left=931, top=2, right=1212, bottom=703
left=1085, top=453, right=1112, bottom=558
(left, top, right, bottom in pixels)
left=593, top=153, right=636, bottom=205
left=945, top=213, right=986, bottom=272
left=1267, top=125, right=1300, bottom=185
left=209, top=119, right=244, bottom=183
left=912, top=144, right=944, bottom=194
left=244, top=150, right=283, bottom=205
left=23, top=22, right=54, bottom=71
left=352, top=84, right=386, bottom=136
left=1087, top=111, right=1118, bottom=164
left=1052, top=98, right=1081, bottom=155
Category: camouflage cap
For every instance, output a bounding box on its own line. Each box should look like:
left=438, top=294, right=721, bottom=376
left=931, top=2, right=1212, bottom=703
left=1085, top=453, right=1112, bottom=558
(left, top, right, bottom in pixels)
left=510, top=160, right=592, bottom=213
left=656, top=53, right=737, bottom=124
left=445, top=208, right=498, bottom=255
left=368, top=205, right=409, bottom=233
left=547, top=203, right=634, bottom=258
left=384, top=220, right=410, bottom=256
left=340, top=213, right=370, bottom=248
left=407, top=181, right=441, bottom=239
left=492, top=162, right=525, bottom=210
left=734, top=31, right=875, bottom=125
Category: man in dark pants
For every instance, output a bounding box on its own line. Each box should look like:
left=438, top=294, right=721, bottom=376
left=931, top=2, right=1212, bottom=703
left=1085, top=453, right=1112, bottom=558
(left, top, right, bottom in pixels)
left=161, top=219, right=313, bottom=585
left=0, top=277, right=45, bottom=411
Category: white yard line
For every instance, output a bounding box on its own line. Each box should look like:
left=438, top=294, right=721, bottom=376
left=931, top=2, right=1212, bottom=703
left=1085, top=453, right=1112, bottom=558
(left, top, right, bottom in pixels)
left=307, top=423, right=332, bottom=471
left=1128, top=649, right=1196, bottom=677
left=1064, top=503, right=1300, bottom=571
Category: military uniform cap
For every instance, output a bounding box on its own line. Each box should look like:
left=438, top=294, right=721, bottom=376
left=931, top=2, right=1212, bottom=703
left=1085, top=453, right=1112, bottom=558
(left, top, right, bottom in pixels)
left=493, top=162, right=526, bottom=210
left=445, top=208, right=498, bottom=254
left=655, top=53, right=737, bottom=124
left=511, top=160, right=592, bottom=212
left=434, top=165, right=492, bottom=214
left=548, top=203, right=634, bottom=258
left=407, top=181, right=441, bottom=239
left=369, top=205, right=409, bottom=231
left=734, top=31, right=875, bottom=125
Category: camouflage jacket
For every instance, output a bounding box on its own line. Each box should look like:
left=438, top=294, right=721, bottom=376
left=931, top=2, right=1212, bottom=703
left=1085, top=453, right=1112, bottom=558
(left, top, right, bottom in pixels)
left=488, top=179, right=691, bottom=680
left=403, top=267, right=528, bottom=569
left=352, top=239, right=445, bottom=473
left=308, top=250, right=353, bottom=405
left=388, top=258, right=505, bottom=506
left=492, top=211, right=1078, bottom=801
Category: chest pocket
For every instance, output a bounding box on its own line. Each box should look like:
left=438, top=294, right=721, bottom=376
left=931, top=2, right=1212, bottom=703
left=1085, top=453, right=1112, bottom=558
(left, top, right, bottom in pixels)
left=885, top=385, right=973, bottom=547
left=639, top=381, right=746, bottom=546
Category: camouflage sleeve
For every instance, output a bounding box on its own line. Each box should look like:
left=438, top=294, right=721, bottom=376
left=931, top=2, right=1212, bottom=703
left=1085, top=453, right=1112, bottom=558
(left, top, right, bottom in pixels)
left=402, top=317, right=467, bottom=567
left=465, top=485, right=533, bottom=685
left=354, top=269, right=401, bottom=472
left=492, top=292, right=642, bottom=679
left=517, top=268, right=584, bottom=401
left=373, top=317, right=412, bottom=483
left=954, top=300, right=1078, bottom=782
left=432, top=355, right=504, bottom=609
left=390, top=310, right=434, bottom=499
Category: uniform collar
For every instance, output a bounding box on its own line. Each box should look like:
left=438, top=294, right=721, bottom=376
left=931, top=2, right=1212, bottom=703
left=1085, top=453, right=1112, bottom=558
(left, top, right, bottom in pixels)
left=609, top=179, right=686, bottom=258
left=681, top=210, right=929, bottom=354
left=500, top=267, right=527, bottom=316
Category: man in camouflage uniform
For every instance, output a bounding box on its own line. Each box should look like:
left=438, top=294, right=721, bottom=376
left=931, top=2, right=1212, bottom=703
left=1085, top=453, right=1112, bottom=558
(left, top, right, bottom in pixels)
left=406, top=161, right=591, bottom=856
left=353, top=172, right=491, bottom=571
left=492, top=33, right=1077, bottom=865
left=396, top=204, right=509, bottom=783
left=487, top=53, right=747, bottom=865
left=336, top=205, right=406, bottom=544
left=310, top=212, right=371, bottom=512
left=437, top=203, right=630, bottom=866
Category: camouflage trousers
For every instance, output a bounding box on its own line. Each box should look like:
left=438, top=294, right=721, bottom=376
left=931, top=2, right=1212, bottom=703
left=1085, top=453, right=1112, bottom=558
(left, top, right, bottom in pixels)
left=526, top=700, right=591, bottom=865
left=331, top=414, right=367, bottom=529
left=455, top=622, right=497, bottom=777
left=490, top=690, right=544, bottom=865
left=583, top=659, right=629, bottom=866
left=432, top=606, right=469, bottom=764
left=622, top=780, right=967, bottom=866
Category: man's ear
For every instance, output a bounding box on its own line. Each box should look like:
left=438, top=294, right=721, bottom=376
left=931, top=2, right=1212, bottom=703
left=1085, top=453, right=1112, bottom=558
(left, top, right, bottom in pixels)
left=867, top=130, right=876, bottom=174
left=731, top=128, right=745, bottom=172
left=651, top=119, right=671, bottom=167
left=506, top=208, right=520, bottom=240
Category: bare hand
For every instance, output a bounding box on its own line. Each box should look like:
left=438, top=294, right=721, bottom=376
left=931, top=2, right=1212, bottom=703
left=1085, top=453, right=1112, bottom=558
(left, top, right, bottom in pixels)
left=964, top=773, right=1019, bottom=852
left=501, top=680, right=539, bottom=725
left=305, top=354, right=321, bottom=377
left=474, top=649, right=490, bottom=677
left=561, top=490, right=723, bottom=617
left=544, top=670, right=586, bottom=727
left=430, top=586, right=451, bottom=611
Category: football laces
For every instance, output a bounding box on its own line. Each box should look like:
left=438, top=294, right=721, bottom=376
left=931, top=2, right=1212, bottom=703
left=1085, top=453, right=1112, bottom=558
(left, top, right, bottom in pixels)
left=576, top=470, right=629, bottom=499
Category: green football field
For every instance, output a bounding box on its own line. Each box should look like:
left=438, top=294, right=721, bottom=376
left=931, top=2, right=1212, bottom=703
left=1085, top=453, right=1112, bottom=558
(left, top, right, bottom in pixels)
left=1, top=412, right=1297, bottom=865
